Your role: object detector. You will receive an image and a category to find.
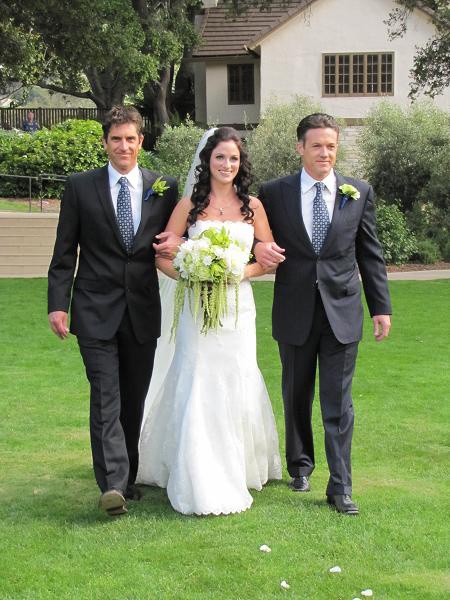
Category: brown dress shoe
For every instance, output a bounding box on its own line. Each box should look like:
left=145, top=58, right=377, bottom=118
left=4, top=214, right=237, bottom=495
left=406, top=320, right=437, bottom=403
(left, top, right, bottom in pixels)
left=99, top=489, right=128, bottom=516
left=327, top=494, right=359, bottom=515
left=288, top=476, right=311, bottom=492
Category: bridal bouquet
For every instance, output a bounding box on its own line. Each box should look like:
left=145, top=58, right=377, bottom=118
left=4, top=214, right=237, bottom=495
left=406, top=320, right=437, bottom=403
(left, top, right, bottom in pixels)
left=171, top=226, right=250, bottom=336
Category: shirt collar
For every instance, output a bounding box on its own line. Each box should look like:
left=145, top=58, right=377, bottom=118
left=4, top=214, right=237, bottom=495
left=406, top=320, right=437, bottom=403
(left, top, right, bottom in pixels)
left=301, top=168, right=336, bottom=194
left=108, top=162, right=141, bottom=189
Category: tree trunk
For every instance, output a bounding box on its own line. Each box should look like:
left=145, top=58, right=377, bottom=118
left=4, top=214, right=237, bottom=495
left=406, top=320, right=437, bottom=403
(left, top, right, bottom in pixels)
left=173, top=53, right=195, bottom=120
left=143, top=66, right=172, bottom=137
left=85, top=67, right=127, bottom=109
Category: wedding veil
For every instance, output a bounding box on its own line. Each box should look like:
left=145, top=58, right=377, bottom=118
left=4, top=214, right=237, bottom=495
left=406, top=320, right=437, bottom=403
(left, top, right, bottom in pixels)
left=142, top=128, right=218, bottom=420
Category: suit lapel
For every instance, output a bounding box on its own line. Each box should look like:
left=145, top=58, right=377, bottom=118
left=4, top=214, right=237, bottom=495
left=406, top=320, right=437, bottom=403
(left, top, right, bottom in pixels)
left=94, top=166, right=125, bottom=250
left=280, top=173, right=314, bottom=251
left=134, top=169, right=158, bottom=241
left=320, top=172, right=349, bottom=254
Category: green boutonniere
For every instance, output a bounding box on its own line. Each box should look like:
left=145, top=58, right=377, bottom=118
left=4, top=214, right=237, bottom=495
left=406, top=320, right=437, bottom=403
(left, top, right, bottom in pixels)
left=144, top=176, right=170, bottom=201
left=338, top=184, right=360, bottom=209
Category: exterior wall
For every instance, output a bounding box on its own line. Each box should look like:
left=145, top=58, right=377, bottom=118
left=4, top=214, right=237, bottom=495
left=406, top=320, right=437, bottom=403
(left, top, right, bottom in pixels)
left=201, top=60, right=261, bottom=126
left=339, top=125, right=364, bottom=177
left=259, top=0, right=450, bottom=118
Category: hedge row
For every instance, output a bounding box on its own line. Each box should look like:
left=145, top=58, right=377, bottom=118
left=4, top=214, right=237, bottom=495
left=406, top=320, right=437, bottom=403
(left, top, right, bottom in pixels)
left=1, top=98, right=448, bottom=263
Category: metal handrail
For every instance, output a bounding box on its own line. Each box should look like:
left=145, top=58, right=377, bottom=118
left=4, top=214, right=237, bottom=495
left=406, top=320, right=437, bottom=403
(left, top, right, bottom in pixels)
left=0, top=172, right=67, bottom=212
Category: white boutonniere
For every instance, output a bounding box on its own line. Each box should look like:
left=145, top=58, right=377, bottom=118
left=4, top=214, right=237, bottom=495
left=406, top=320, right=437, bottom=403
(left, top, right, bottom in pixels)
left=338, top=184, right=360, bottom=209
left=143, top=176, right=170, bottom=202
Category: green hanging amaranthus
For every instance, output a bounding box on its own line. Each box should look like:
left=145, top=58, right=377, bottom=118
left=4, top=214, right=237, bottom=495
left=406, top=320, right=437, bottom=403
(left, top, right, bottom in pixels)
left=171, top=226, right=250, bottom=338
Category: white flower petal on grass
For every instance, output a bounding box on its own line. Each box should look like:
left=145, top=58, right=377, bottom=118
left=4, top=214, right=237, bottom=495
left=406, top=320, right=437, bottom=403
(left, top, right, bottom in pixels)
left=352, top=597, right=362, bottom=600
left=329, top=566, right=342, bottom=573
left=280, top=580, right=290, bottom=590
left=259, top=544, right=271, bottom=553
left=361, top=590, right=373, bottom=597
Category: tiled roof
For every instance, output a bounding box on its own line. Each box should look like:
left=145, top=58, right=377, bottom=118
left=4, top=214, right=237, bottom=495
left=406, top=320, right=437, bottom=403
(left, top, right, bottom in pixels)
left=193, top=0, right=313, bottom=58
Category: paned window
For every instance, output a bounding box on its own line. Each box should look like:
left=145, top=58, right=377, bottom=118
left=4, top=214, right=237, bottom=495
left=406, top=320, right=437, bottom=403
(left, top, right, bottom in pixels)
left=228, top=64, right=255, bottom=104
left=323, top=53, right=394, bottom=96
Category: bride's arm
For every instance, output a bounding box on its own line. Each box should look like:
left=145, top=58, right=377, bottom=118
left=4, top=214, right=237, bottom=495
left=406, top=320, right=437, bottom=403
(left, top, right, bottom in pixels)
left=243, top=197, right=278, bottom=279
left=155, top=196, right=191, bottom=280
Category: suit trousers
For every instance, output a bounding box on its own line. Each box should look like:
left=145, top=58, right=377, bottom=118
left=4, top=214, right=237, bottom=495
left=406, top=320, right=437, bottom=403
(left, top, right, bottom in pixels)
left=278, top=290, right=358, bottom=495
left=78, top=310, right=157, bottom=493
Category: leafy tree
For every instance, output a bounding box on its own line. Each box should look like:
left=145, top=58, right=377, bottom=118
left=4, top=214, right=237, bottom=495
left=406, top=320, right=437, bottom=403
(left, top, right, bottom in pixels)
left=385, top=0, right=450, bottom=97
left=0, top=0, right=200, bottom=131
left=0, top=16, right=47, bottom=100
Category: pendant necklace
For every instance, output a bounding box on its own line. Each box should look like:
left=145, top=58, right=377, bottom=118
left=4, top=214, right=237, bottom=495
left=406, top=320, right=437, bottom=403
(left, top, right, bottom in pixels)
left=209, top=195, right=234, bottom=216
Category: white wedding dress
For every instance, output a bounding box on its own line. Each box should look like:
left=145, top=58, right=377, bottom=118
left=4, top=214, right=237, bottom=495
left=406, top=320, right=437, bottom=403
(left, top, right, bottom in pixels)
left=137, top=219, right=282, bottom=515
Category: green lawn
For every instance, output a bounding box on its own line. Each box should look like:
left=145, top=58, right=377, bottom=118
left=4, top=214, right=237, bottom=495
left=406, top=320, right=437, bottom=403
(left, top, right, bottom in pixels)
left=0, top=279, right=448, bottom=599
left=0, top=199, right=43, bottom=212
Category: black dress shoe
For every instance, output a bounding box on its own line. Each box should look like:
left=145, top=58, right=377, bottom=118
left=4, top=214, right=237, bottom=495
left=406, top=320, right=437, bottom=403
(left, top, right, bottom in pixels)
left=327, top=494, right=359, bottom=515
left=124, top=485, right=143, bottom=501
left=288, top=476, right=311, bottom=492
left=99, top=489, right=128, bottom=516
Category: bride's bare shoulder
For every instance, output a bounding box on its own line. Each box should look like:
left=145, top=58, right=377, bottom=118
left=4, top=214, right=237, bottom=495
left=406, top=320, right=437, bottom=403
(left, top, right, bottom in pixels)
left=249, top=195, right=262, bottom=211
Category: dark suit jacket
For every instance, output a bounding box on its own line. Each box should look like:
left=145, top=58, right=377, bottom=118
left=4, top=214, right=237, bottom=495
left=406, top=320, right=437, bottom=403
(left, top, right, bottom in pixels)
left=259, top=171, right=392, bottom=346
left=48, top=165, right=178, bottom=343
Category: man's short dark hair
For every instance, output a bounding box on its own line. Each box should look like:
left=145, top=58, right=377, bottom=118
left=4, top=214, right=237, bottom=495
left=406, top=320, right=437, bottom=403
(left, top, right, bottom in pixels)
left=102, top=106, right=143, bottom=139
left=296, top=113, right=339, bottom=143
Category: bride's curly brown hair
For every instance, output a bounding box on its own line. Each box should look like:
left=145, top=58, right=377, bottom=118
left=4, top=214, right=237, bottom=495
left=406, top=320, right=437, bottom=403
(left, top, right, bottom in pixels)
left=188, top=127, right=254, bottom=225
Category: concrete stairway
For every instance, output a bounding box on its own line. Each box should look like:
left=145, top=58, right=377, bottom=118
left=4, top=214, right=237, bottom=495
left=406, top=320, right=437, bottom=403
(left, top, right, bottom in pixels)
left=0, top=212, right=58, bottom=277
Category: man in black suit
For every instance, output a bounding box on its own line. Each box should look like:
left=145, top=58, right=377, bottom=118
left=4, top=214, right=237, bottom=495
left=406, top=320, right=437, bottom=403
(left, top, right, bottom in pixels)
left=255, top=113, right=391, bottom=514
left=48, top=106, right=179, bottom=516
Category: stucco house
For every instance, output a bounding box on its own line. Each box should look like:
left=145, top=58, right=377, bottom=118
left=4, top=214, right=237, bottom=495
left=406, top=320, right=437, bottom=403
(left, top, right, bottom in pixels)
left=191, top=0, right=449, bottom=127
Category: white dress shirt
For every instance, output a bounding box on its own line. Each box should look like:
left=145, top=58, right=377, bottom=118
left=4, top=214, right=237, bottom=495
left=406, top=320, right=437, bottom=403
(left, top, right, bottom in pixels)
left=108, top=163, right=143, bottom=235
left=300, top=168, right=337, bottom=242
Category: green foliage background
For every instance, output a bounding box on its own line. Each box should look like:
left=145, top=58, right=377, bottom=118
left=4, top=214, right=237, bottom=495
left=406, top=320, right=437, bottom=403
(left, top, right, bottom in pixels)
left=0, top=97, right=449, bottom=264
left=0, top=120, right=105, bottom=198
left=359, top=101, right=449, bottom=261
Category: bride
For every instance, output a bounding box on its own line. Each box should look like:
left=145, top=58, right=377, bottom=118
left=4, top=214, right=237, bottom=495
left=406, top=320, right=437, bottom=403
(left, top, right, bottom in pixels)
left=136, top=127, right=282, bottom=515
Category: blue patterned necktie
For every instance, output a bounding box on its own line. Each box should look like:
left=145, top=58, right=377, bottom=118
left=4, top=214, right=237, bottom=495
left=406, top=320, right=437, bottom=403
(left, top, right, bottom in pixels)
left=117, top=176, right=134, bottom=253
left=311, top=181, right=330, bottom=254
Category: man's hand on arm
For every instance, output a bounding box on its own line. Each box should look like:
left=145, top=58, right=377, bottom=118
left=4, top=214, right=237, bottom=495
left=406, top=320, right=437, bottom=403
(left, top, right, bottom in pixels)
left=48, top=311, right=69, bottom=340
left=253, top=241, right=286, bottom=269
left=153, top=231, right=184, bottom=259
left=373, top=315, right=391, bottom=342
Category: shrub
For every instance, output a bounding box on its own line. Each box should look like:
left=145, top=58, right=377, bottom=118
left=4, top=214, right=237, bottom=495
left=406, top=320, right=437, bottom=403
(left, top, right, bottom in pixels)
left=247, top=95, right=326, bottom=191
left=375, top=200, right=417, bottom=264
left=412, top=143, right=450, bottom=256
left=148, top=120, right=206, bottom=193
left=407, top=199, right=450, bottom=259
left=413, top=238, right=442, bottom=264
left=0, top=119, right=199, bottom=198
left=441, top=239, right=450, bottom=262
left=0, top=120, right=105, bottom=198
left=359, top=101, right=449, bottom=213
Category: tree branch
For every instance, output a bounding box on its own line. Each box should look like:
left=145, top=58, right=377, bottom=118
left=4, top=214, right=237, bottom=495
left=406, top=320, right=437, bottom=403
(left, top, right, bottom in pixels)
left=36, top=81, right=96, bottom=102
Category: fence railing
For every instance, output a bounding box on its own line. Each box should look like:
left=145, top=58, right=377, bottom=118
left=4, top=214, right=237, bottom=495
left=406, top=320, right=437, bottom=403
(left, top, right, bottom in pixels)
left=0, top=173, right=66, bottom=212
left=0, top=107, right=152, bottom=133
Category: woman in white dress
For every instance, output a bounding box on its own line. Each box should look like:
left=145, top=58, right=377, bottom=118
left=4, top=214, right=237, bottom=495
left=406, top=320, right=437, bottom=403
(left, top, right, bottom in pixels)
left=137, top=127, right=282, bottom=515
